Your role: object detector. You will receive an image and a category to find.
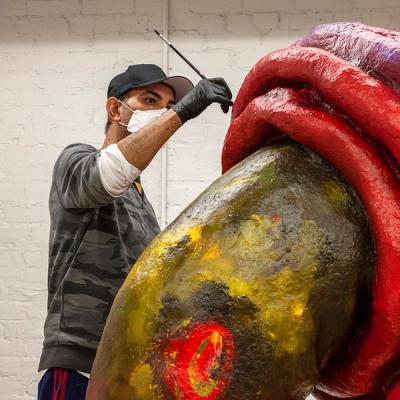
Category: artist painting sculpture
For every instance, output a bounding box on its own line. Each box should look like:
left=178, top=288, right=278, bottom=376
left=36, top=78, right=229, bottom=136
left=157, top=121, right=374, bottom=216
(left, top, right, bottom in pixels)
left=87, top=22, right=400, bottom=400
left=37, top=64, right=233, bottom=400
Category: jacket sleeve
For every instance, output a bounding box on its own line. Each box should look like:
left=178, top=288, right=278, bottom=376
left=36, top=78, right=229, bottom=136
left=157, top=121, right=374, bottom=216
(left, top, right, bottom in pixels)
left=53, top=143, right=116, bottom=209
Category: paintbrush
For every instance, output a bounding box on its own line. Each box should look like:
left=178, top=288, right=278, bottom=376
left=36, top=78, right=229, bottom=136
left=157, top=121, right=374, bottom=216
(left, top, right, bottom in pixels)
left=154, top=29, right=207, bottom=79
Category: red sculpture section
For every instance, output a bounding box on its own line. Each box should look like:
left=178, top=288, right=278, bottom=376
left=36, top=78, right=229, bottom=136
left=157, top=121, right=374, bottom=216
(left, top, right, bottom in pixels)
left=221, top=22, right=400, bottom=399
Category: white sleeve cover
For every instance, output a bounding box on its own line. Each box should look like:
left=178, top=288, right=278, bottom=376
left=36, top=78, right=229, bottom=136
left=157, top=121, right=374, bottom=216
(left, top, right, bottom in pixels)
left=97, top=143, right=141, bottom=197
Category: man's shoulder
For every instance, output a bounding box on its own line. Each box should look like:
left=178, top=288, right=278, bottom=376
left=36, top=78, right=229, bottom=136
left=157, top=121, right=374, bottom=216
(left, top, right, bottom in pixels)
left=54, top=143, right=98, bottom=168
left=59, top=142, right=98, bottom=156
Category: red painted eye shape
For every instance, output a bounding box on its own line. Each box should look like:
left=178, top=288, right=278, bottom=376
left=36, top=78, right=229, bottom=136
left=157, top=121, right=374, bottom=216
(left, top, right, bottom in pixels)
left=162, top=322, right=235, bottom=399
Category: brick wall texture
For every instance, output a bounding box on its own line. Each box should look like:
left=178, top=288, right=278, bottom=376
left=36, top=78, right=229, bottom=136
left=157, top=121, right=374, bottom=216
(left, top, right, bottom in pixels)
left=1, top=0, right=400, bottom=398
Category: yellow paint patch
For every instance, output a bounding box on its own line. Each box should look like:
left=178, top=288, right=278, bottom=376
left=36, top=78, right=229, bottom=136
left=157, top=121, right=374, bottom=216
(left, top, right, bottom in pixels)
left=291, top=300, right=305, bottom=317
left=147, top=225, right=203, bottom=260
left=227, top=277, right=253, bottom=298
left=181, top=319, right=191, bottom=327
left=251, top=213, right=263, bottom=225
left=323, top=180, right=350, bottom=208
left=202, top=244, right=222, bottom=260
left=217, top=173, right=259, bottom=193
left=129, top=363, right=160, bottom=399
left=211, top=331, right=222, bottom=348
left=255, top=264, right=317, bottom=356
left=235, top=213, right=281, bottom=259
left=168, top=351, right=177, bottom=360
left=188, top=225, right=202, bottom=241
left=186, top=225, right=204, bottom=254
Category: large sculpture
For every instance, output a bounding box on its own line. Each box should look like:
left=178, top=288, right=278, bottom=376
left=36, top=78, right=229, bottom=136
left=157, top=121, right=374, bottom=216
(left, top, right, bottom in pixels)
left=87, top=23, right=400, bottom=399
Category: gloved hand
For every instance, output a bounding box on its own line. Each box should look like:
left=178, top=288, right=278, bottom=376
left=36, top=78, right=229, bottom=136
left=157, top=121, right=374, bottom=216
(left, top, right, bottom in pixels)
left=171, top=77, right=234, bottom=125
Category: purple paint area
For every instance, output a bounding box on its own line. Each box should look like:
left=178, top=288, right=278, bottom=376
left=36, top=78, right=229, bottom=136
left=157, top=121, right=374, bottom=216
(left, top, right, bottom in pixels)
left=296, top=22, right=400, bottom=94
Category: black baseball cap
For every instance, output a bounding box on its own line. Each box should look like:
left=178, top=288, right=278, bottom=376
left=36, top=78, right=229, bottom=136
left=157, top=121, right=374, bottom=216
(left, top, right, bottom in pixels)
left=107, top=64, right=194, bottom=102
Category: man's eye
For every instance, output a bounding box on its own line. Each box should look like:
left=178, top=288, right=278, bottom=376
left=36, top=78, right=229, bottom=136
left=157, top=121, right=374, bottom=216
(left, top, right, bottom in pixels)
left=145, top=97, right=156, bottom=104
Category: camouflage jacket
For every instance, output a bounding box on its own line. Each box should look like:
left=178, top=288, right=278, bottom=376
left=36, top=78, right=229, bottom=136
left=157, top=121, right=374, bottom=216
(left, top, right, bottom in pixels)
left=38, top=143, right=160, bottom=373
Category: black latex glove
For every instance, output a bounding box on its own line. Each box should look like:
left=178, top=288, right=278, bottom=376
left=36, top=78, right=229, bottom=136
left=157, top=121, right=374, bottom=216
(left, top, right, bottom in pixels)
left=171, top=77, right=234, bottom=125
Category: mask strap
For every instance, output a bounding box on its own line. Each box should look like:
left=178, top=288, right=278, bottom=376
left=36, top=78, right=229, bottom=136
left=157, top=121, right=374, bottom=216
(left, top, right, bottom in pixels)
left=115, top=98, right=134, bottom=128
left=117, top=99, right=135, bottom=113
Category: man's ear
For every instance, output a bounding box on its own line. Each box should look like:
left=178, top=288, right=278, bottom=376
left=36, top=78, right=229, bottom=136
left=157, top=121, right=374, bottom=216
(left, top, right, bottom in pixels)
left=106, top=97, right=122, bottom=123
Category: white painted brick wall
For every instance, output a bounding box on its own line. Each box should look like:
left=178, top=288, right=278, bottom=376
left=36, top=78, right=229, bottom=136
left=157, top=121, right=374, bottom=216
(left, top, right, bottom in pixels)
left=1, top=1, right=400, bottom=398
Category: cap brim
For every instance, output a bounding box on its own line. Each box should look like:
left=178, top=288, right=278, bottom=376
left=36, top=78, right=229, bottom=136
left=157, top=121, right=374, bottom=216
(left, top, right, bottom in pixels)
left=161, top=76, right=194, bottom=102
left=108, top=75, right=194, bottom=102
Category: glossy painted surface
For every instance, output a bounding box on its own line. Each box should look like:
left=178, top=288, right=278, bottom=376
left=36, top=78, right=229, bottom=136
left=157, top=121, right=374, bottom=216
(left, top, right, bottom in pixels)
left=87, top=144, right=374, bottom=400
left=221, top=22, right=400, bottom=398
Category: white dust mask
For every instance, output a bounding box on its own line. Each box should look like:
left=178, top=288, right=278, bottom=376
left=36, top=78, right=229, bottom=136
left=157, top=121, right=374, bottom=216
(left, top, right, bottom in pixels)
left=118, top=101, right=168, bottom=133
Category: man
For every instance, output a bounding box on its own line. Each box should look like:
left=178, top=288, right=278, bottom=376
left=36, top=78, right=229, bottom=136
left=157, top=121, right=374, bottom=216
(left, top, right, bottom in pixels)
left=37, top=64, right=233, bottom=399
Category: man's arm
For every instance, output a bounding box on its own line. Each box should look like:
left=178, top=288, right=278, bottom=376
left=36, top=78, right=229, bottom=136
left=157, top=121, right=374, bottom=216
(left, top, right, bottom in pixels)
left=117, top=108, right=181, bottom=171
